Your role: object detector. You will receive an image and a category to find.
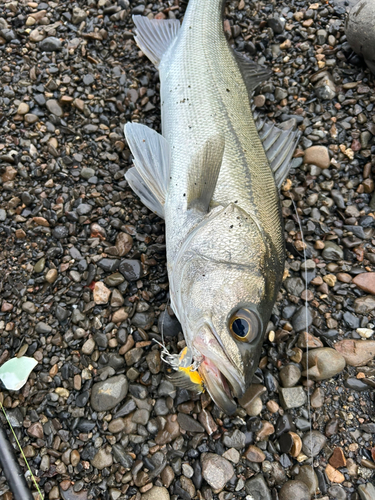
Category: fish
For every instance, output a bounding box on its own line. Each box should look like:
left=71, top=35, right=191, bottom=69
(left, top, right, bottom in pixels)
left=124, top=0, right=300, bottom=414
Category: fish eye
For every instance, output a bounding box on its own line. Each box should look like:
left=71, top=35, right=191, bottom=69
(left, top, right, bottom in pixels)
left=229, top=309, right=259, bottom=342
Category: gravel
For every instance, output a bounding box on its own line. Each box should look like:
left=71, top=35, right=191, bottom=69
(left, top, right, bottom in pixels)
left=0, top=0, right=375, bottom=498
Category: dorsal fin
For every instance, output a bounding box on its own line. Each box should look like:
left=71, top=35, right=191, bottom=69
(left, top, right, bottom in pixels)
left=253, top=108, right=301, bottom=189
left=133, top=15, right=180, bottom=67
left=234, top=51, right=272, bottom=96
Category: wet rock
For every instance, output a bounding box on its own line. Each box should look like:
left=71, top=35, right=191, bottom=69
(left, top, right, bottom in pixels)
left=141, top=486, right=170, bottom=500
left=302, top=348, right=346, bottom=380
left=119, top=259, right=143, bottom=281
left=322, top=241, right=344, bottom=261
left=39, top=37, right=61, bottom=51
left=353, top=273, right=375, bottom=295
left=22, top=301, right=36, bottom=314
left=295, top=465, right=319, bottom=496
left=177, top=413, right=205, bottom=433
left=91, top=448, right=113, bottom=470
left=354, top=296, right=375, bottom=314
left=267, top=15, right=286, bottom=34
left=358, top=482, right=375, bottom=500
left=326, top=464, right=345, bottom=483
left=46, top=99, right=63, bottom=117
left=279, top=480, right=310, bottom=500
left=279, top=386, right=307, bottom=409
left=93, top=282, right=111, bottom=305
left=91, top=375, right=128, bottom=411
left=201, top=453, right=234, bottom=491
left=334, top=340, right=375, bottom=366
left=158, top=308, right=182, bottom=337
left=302, top=430, right=326, bottom=457
left=244, top=445, right=266, bottom=462
left=279, top=364, right=301, bottom=387
left=304, top=146, right=330, bottom=169
left=245, top=475, right=272, bottom=500
left=35, top=322, right=52, bottom=334
left=222, top=429, right=246, bottom=450
left=313, top=71, right=337, bottom=100
left=346, top=0, right=375, bottom=74
left=292, top=306, right=313, bottom=332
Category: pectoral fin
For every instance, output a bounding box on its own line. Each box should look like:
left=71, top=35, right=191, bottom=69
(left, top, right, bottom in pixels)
left=187, top=134, right=225, bottom=214
left=124, top=122, right=171, bottom=218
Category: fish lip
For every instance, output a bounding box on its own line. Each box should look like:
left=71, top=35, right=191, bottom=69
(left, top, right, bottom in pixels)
left=193, top=325, right=246, bottom=412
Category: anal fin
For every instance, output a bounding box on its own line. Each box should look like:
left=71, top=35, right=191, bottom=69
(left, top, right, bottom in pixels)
left=124, top=123, right=171, bottom=218
left=133, top=15, right=180, bottom=67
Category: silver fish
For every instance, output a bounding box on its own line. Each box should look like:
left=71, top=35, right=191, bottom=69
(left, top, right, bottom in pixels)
left=124, top=0, right=299, bottom=414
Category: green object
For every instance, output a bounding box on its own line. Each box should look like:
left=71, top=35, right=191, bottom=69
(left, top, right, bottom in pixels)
left=0, top=357, right=38, bottom=391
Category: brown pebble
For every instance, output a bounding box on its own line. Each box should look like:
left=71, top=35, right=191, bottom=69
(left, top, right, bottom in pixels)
left=334, top=339, right=375, bottom=366
left=352, top=272, right=375, bottom=295
left=329, top=447, right=346, bottom=468
left=325, top=464, right=345, bottom=483
left=244, top=444, right=266, bottom=462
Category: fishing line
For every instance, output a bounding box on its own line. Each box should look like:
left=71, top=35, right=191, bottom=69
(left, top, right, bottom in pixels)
left=292, top=198, right=317, bottom=500
left=0, top=401, right=44, bottom=500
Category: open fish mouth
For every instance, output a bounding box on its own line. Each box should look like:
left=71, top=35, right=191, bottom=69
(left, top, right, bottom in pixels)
left=194, top=327, right=246, bottom=415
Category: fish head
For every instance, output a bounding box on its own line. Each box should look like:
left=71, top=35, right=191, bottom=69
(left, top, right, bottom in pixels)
left=171, top=202, right=283, bottom=413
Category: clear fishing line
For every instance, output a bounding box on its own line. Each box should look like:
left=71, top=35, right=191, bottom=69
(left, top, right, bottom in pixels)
left=292, top=198, right=317, bottom=500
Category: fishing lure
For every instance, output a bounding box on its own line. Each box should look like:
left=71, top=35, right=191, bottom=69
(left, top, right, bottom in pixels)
left=155, top=341, right=205, bottom=393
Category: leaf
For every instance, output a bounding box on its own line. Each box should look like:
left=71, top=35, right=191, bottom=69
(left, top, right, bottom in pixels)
left=0, top=357, right=38, bottom=391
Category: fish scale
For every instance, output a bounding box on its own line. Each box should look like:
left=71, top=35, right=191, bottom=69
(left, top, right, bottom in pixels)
left=161, top=0, right=284, bottom=264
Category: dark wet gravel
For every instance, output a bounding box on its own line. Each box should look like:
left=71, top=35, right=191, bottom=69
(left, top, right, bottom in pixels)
left=0, top=0, right=375, bottom=499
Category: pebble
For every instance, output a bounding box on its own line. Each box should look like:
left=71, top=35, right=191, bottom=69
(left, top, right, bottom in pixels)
left=141, top=487, right=170, bottom=500
left=302, top=430, right=326, bottom=457
left=304, top=146, right=330, bottom=169
left=93, top=282, right=111, bottom=305
left=201, top=453, right=234, bottom=491
left=91, top=448, right=113, bottom=470
left=244, top=445, right=266, bottom=462
left=295, top=465, right=319, bottom=496
left=325, top=464, right=345, bottom=483
left=245, top=475, right=272, bottom=500
left=358, top=483, right=375, bottom=500
left=279, top=480, right=310, bottom=500
left=334, top=340, right=375, bottom=366
left=302, top=348, right=346, bottom=380
left=279, top=386, right=307, bottom=409
left=353, top=273, right=375, bottom=295
left=279, top=364, right=301, bottom=387
left=90, top=376, right=128, bottom=412
left=39, top=37, right=61, bottom=51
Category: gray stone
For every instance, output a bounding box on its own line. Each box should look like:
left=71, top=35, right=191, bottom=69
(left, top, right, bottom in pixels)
left=222, top=429, right=246, bottom=450
left=245, top=474, right=272, bottom=500
left=0, top=209, right=6, bottom=221
left=52, top=226, right=69, bottom=239
left=358, top=482, right=375, bottom=500
left=46, top=99, right=63, bottom=117
left=141, top=487, right=170, bottom=500
left=284, top=277, right=305, bottom=296
left=267, top=16, right=286, bottom=34
left=314, top=72, right=336, bottom=100
left=80, top=167, right=96, bottom=179
left=279, top=364, right=301, bottom=388
left=279, top=386, right=307, bottom=410
left=177, top=413, right=205, bottom=433
left=322, top=241, right=344, bottom=261
left=91, top=375, right=128, bottom=412
left=39, top=37, right=61, bottom=51
left=302, top=430, right=326, bottom=457
left=355, top=296, right=375, bottom=314
left=76, top=203, right=92, bottom=216
left=98, top=258, right=120, bottom=273
left=343, top=311, right=360, bottom=329
left=22, top=301, right=36, bottom=314
left=72, top=7, right=87, bottom=24
left=295, top=465, right=319, bottom=496
left=316, top=29, right=327, bottom=44
left=91, top=448, right=113, bottom=470
left=279, top=480, right=310, bottom=500
left=328, top=485, right=347, bottom=500
left=201, top=453, right=234, bottom=491
left=35, top=322, right=52, bottom=334
left=292, top=306, right=313, bottom=332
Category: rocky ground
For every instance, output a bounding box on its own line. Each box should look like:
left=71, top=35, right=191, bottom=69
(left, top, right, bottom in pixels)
left=0, top=0, right=375, bottom=499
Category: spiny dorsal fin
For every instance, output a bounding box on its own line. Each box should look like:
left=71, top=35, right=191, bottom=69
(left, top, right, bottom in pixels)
left=133, top=15, right=180, bottom=67
left=124, top=123, right=171, bottom=218
left=252, top=108, right=301, bottom=189
left=187, top=134, right=225, bottom=214
left=234, top=51, right=272, bottom=96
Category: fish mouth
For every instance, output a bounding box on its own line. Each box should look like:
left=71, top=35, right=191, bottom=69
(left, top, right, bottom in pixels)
left=194, top=327, right=246, bottom=415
